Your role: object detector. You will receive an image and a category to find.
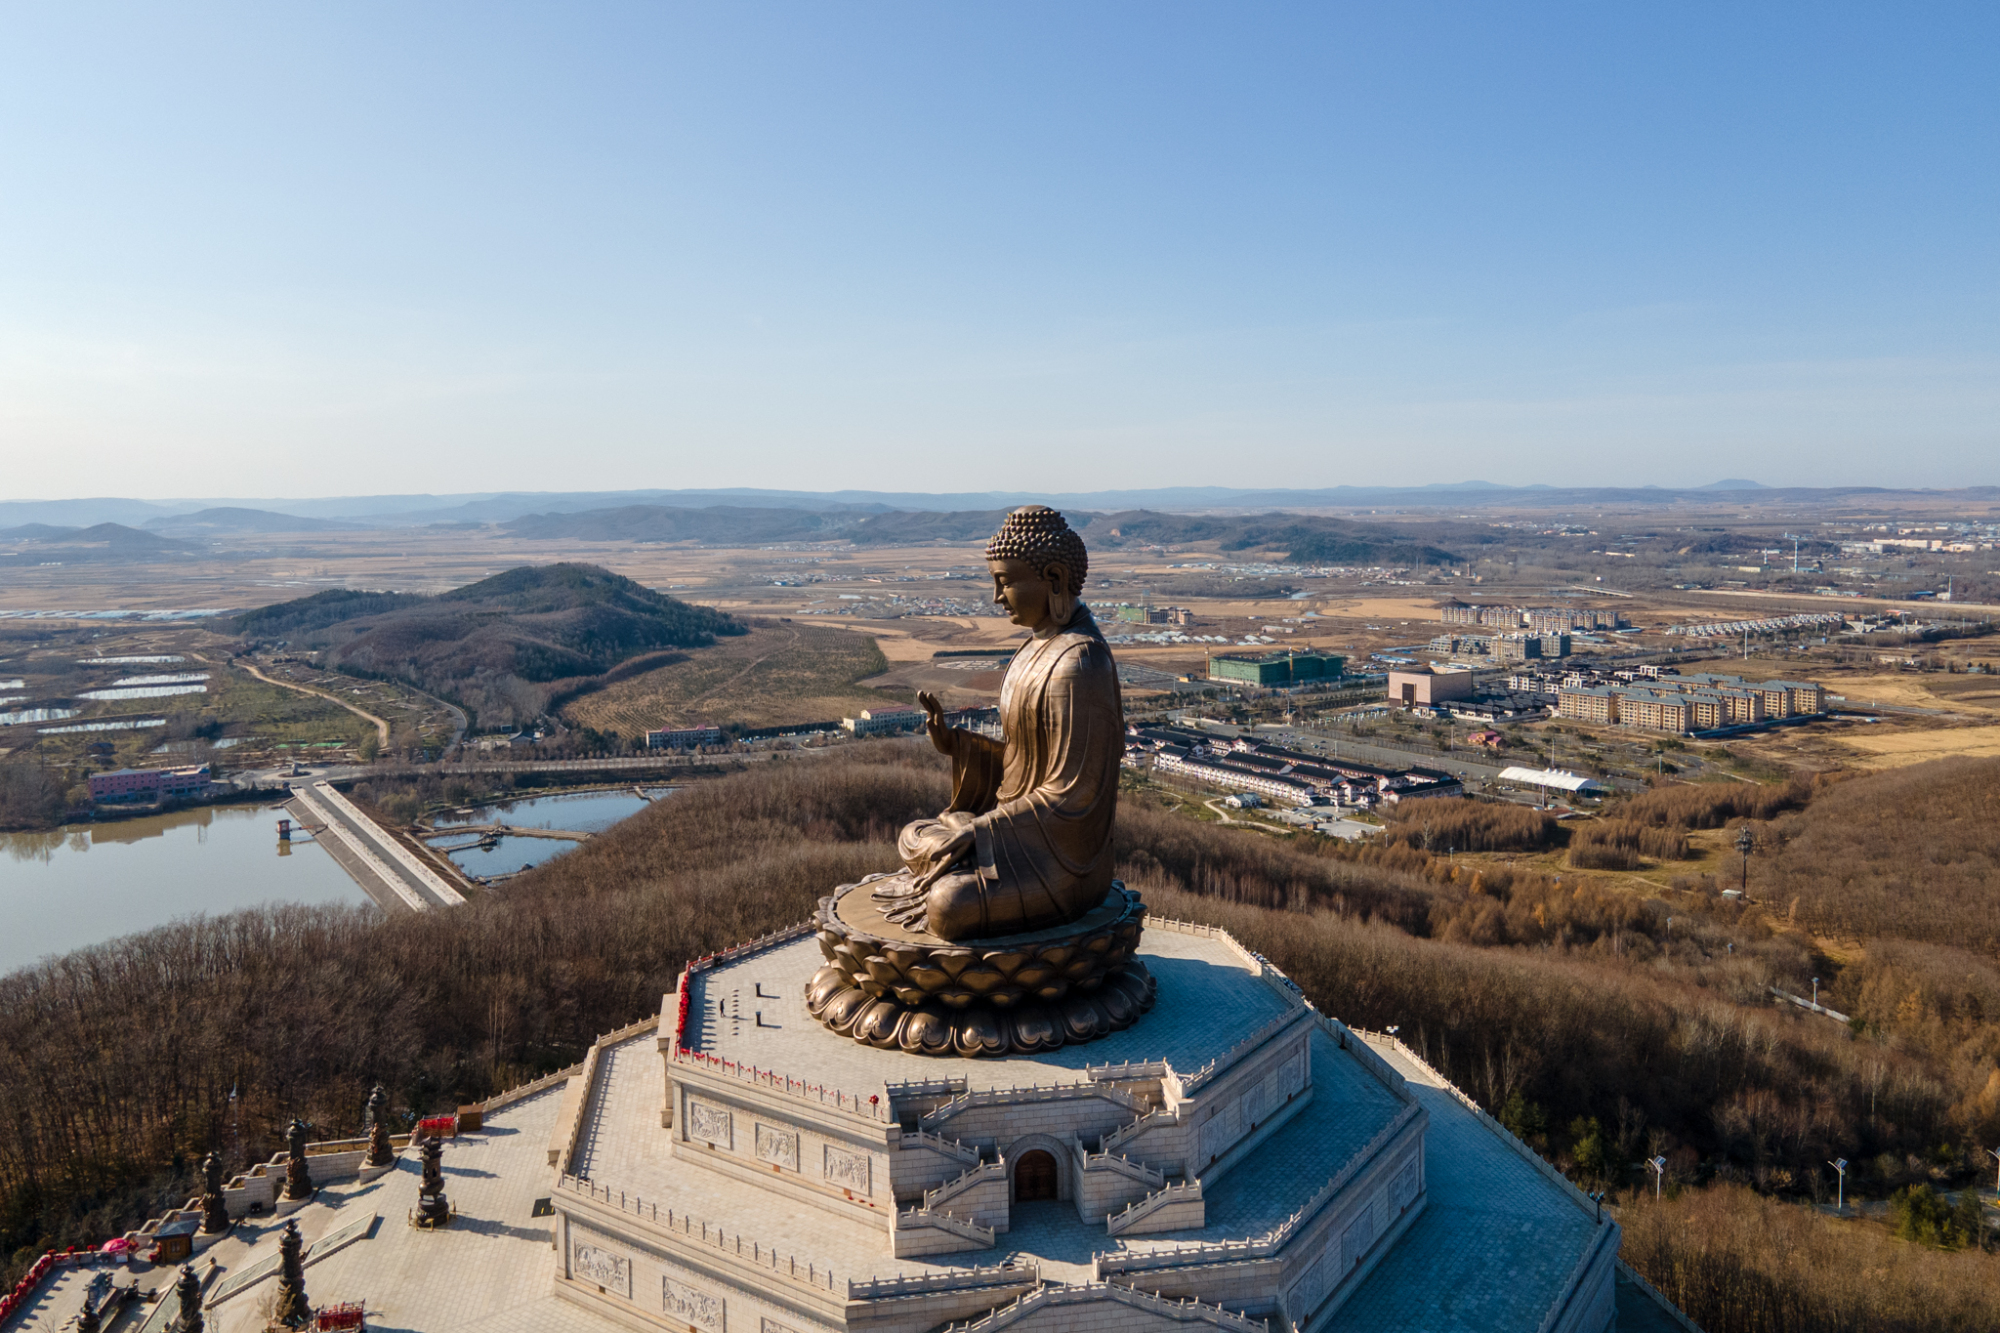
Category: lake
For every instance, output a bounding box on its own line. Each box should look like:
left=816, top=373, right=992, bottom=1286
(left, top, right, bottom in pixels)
left=426, top=787, right=674, bottom=877
left=430, top=788, right=674, bottom=834
left=0, top=802, right=368, bottom=977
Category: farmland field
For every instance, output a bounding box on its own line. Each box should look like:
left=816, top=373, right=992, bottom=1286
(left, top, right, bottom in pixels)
left=561, top=620, right=910, bottom=735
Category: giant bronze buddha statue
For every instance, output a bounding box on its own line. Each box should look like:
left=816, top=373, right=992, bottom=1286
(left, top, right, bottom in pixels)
left=874, top=505, right=1123, bottom=940
left=807, top=507, right=1153, bottom=1056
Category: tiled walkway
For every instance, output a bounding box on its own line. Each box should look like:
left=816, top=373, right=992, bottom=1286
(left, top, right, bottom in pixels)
left=1328, top=1044, right=1604, bottom=1332
left=207, top=1087, right=604, bottom=1333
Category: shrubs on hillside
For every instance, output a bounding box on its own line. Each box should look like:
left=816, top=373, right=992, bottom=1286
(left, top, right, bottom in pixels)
left=1759, top=757, right=2000, bottom=952
left=1620, top=1183, right=2000, bottom=1333
left=1616, top=775, right=1821, bottom=829
left=1382, top=798, right=1558, bottom=853
left=1568, top=820, right=1690, bottom=870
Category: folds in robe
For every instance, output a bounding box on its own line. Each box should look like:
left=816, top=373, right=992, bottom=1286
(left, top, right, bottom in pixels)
left=888, top=604, right=1124, bottom=939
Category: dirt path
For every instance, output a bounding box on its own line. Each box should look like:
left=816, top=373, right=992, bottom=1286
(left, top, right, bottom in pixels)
left=1201, top=797, right=1294, bottom=836
left=233, top=657, right=392, bottom=747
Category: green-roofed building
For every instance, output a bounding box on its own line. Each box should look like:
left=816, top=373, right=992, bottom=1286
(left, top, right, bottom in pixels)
left=1207, top=651, right=1344, bottom=686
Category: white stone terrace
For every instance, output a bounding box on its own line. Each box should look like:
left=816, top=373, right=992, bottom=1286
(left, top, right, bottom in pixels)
left=677, top=923, right=1298, bottom=1096
left=573, top=1014, right=1406, bottom=1287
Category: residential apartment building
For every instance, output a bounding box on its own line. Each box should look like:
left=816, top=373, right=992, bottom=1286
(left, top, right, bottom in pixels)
left=1556, top=686, right=1620, bottom=725
left=1618, top=690, right=1693, bottom=733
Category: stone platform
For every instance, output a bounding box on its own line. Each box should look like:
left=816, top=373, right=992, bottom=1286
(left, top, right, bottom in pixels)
left=537, top=918, right=1630, bottom=1333
left=66, top=923, right=1668, bottom=1333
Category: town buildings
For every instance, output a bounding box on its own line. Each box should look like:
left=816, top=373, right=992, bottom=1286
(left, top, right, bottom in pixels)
left=1551, top=671, right=1827, bottom=735
left=1437, top=602, right=1625, bottom=632
left=844, top=706, right=926, bottom=737
left=88, top=764, right=213, bottom=803
left=1129, top=725, right=1462, bottom=809
left=647, top=724, right=726, bottom=749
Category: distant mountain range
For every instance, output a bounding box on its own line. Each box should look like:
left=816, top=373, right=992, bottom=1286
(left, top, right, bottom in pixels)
left=0, top=522, right=196, bottom=563
left=502, top=505, right=1462, bottom=563
left=2, top=481, right=1991, bottom=531
left=141, top=507, right=367, bottom=535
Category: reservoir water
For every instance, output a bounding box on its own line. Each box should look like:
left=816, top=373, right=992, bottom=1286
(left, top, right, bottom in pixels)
left=427, top=787, right=673, bottom=877
left=430, top=788, right=673, bottom=834
left=0, top=802, right=368, bottom=977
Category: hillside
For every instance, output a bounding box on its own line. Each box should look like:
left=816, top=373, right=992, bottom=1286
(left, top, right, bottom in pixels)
left=1083, top=511, right=1464, bottom=565
left=230, top=563, right=743, bottom=729
left=141, top=506, right=364, bottom=534
left=500, top=504, right=1009, bottom=546
left=0, top=522, right=195, bottom=562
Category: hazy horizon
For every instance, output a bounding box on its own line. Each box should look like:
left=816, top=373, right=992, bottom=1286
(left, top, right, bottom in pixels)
left=3, top=4, right=1996, bottom=497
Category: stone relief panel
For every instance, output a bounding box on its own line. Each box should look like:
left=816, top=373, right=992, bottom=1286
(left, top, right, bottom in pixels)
left=1287, top=1249, right=1331, bottom=1321
left=687, top=1099, right=733, bottom=1150
left=664, top=1276, right=726, bottom=1332
left=572, top=1241, right=632, bottom=1298
left=823, top=1144, right=871, bottom=1194
left=755, top=1123, right=800, bottom=1171
left=1390, top=1156, right=1420, bottom=1211
left=1341, top=1206, right=1375, bottom=1272
left=762, top=1320, right=804, bottom=1333
left=1280, top=1047, right=1305, bottom=1097
left=1243, top=1078, right=1269, bottom=1127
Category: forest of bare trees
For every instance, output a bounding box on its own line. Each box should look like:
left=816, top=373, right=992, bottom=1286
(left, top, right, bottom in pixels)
left=2, top=746, right=1996, bottom=1331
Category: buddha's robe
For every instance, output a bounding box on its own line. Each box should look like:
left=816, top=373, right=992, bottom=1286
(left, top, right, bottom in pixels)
left=882, top=605, right=1123, bottom=939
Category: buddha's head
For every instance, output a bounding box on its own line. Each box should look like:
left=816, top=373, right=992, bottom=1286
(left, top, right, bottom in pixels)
left=985, top=505, right=1088, bottom=633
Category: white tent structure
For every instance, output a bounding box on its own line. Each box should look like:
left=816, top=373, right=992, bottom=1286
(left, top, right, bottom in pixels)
left=1498, top=765, right=1609, bottom=795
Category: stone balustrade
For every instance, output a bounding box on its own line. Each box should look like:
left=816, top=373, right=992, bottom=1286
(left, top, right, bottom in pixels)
left=937, top=1280, right=1269, bottom=1333
left=669, top=1046, right=891, bottom=1122
left=891, top=1205, right=997, bottom=1257
left=1106, top=1180, right=1205, bottom=1237
left=919, top=1080, right=1149, bottom=1135
left=557, top=1174, right=844, bottom=1293
left=847, top=1262, right=1039, bottom=1300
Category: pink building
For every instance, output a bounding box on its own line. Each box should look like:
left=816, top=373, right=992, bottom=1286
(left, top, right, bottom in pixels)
left=89, top=764, right=213, bottom=803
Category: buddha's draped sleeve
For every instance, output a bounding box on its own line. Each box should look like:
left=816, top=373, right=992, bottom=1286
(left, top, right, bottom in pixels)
left=943, top=728, right=1005, bottom=814
left=965, top=621, right=1123, bottom=920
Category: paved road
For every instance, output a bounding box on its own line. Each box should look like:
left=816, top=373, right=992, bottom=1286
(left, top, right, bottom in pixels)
left=290, top=783, right=466, bottom=912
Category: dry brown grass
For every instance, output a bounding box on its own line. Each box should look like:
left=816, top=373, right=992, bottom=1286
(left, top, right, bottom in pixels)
left=1838, top=724, right=2000, bottom=768
left=1761, top=756, right=2000, bottom=954
left=562, top=620, right=907, bottom=734
left=1620, top=1183, right=2000, bottom=1333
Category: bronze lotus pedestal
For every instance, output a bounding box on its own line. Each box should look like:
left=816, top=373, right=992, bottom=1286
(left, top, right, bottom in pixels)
left=806, top=876, right=1154, bottom=1056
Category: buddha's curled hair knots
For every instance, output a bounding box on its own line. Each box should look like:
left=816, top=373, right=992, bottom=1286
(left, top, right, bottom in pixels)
left=984, top=505, right=1088, bottom=594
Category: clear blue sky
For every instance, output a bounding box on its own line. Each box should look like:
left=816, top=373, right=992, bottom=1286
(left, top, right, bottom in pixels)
left=1, top=3, right=1994, bottom=498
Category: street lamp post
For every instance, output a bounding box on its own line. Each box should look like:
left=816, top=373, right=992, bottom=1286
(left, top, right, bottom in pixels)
left=1829, top=1158, right=1848, bottom=1213
left=1735, top=826, right=1755, bottom=895
left=1648, top=1155, right=1667, bottom=1202
left=1812, top=976, right=1820, bottom=1010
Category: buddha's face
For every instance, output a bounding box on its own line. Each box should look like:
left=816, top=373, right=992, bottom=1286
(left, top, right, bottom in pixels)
left=989, top=558, right=1071, bottom=631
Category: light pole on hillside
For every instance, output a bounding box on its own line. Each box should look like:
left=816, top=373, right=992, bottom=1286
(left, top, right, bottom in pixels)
left=1829, top=1158, right=1848, bottom=1213
left=1648, top=1155, right=1667, bottom=1202
left=1736, top=825, right=1755, bottom=895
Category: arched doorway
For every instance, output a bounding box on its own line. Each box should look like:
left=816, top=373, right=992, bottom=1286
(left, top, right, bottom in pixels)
left=1014, top=1150, right=1058, bottom=1202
